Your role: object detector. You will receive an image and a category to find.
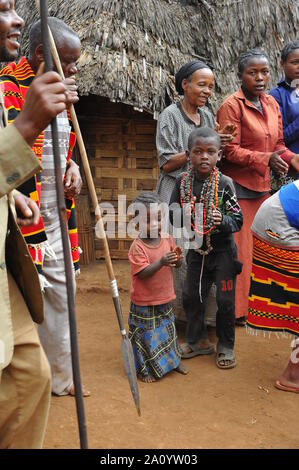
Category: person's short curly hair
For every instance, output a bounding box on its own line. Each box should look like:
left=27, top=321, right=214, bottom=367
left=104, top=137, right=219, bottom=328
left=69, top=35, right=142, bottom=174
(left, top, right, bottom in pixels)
left=238, top=49, right=269, bottom=74
left=188, top=126, right=221, bottom=151
left=281, top=40, right=299, bottom=62
left=29, top=17, right=79, bottom=56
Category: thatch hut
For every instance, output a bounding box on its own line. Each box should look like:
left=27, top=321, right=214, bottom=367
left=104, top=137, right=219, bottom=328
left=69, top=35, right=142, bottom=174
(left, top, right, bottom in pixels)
left=15, top=0, right=299, bottom=259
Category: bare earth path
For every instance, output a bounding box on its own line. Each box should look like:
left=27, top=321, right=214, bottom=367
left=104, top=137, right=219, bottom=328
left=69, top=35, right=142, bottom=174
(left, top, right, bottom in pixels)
left=43, top=261, right=299, bottom=449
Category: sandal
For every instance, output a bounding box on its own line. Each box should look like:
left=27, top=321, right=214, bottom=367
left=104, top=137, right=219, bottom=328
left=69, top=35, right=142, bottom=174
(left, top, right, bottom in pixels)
left=180, top=340, right=214, bottom=359
left=216, top=344, right=236, bottom=369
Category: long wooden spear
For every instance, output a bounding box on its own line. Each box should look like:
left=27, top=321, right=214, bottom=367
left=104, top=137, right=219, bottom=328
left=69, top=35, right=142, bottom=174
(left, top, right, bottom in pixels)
left=36, top=2, right=141, bottom=416
left=38, top=0, right=88, bottom=448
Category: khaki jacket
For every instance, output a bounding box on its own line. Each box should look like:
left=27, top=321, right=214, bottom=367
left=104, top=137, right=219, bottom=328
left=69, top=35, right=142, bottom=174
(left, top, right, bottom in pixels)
left=0, top=123, right=43, bottom=370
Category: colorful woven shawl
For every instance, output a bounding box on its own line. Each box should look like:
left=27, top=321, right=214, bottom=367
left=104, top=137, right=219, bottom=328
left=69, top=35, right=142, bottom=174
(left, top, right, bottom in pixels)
left=0, top=56, right=80, bottom=275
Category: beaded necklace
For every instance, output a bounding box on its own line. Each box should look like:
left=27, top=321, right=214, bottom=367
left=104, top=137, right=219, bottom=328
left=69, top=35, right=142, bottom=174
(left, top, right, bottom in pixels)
left=180, top=164, right=219, bottom=252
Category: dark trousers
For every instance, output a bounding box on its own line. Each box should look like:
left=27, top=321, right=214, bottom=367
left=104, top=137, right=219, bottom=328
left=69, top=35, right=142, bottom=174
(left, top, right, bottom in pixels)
left=183, top=248, right=238, bottom=349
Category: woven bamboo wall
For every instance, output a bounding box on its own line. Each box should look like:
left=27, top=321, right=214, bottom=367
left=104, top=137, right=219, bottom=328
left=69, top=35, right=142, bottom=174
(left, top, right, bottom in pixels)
left=76, top=96, right=159, bottom=259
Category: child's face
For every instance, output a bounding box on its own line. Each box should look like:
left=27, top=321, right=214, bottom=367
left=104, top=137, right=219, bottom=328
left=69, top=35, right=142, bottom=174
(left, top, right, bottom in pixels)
left=281, top=49, right=299, bottom=82
left=189, top=137, right=220, bottom=177
left=139, top=208, right=162, bottom=237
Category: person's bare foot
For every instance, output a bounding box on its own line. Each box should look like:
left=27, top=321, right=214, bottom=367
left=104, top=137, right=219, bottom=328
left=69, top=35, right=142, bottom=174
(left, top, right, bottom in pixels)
left=175, top=363, right=188, bottom=375
left=275, top=348, right=299, bottom=393
left=275, top=378, right=299, bottom=393
left=68, top=383, right=91, bottom=397
left=138, top=374, right=156, bottom=383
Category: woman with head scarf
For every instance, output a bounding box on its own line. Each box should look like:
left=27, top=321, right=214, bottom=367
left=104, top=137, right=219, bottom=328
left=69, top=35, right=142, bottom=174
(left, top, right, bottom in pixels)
left=156, top=60, right=235, bottom=203
left=217, top=49, right=299, bottom=326
left=155, top=60, right=235, bottom=341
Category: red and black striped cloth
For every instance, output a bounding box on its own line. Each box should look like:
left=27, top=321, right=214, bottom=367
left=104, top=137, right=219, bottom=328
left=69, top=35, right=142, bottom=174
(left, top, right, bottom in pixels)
left=248, top=236, right=299, bottom=336
left=0, top=57, right=79, bottom=273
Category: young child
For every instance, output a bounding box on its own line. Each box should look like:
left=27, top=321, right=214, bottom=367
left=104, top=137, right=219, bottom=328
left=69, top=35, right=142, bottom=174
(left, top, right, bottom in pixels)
left=269, top=40, right=299, bottom=191
left=169, top=127, right=243, bottom=369
left=128, top=191, right=187, bottom=383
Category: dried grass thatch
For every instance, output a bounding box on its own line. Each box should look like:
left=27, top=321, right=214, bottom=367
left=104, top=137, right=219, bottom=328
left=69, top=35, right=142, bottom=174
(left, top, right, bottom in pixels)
left=15, top=0, right=299, bottom=114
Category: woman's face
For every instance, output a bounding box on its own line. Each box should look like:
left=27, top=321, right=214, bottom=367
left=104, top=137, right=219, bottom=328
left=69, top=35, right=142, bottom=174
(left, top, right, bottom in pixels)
left=239, top=57, right=270, bottom=97
left=182, top=68, right=214, bottom=108
left=281, top=49, right=299, bottom=82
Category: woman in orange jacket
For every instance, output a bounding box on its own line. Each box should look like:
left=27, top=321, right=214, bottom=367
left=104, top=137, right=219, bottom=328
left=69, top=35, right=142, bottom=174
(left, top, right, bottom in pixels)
left=217, top=49, right=299, bottom=326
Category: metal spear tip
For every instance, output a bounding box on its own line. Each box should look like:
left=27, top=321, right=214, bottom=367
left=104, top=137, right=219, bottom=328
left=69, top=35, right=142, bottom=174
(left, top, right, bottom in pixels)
left=121, top=337, right=141, bottom=417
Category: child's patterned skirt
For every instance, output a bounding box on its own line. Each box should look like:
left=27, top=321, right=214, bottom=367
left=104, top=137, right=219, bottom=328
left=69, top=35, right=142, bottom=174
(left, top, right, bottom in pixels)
left=128, top=301, right=181, bottom=379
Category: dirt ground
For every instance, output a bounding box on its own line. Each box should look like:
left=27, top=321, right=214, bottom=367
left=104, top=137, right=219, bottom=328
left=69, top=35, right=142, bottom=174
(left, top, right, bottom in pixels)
left=43, top=261, right=299, bottom=449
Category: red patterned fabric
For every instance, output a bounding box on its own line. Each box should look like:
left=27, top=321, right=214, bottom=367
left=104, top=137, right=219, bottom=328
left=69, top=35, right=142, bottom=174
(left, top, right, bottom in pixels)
left=233, top=195, right=268, bottom=318
left=0, top=57, right=79, bottom=272
left=247, top=236, right=299, bottom=336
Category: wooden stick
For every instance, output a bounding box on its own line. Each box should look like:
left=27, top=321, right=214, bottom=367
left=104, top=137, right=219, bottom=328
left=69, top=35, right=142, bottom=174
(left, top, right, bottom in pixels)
left=37, top=0, right=88, bottom=448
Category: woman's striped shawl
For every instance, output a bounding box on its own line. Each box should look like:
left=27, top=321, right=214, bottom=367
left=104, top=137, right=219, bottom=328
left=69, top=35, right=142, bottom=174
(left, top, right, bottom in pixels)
left=0, top=56, right=79, bottom=273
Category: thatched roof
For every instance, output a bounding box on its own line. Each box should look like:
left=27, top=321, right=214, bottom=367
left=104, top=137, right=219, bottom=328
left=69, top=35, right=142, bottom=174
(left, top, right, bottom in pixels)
left=15, top=0, right=299, bottom=115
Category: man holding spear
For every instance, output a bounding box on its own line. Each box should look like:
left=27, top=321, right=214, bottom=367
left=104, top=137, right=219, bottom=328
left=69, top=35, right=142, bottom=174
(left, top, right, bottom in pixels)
left=0, top=16, right=89, bottom=397
left=0, top=0, right=70, bottom=448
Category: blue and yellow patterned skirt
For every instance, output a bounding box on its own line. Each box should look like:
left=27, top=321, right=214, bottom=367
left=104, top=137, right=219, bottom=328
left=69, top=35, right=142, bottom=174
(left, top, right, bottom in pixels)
left=128, top=302, right=181, bottom=379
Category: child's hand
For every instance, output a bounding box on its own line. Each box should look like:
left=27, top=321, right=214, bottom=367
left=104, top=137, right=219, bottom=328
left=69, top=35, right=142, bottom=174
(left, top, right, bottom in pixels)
left=184, top=196, right=196, bottom=216
left=161, top=251, right=178, bottom=267
left=171, top=246, right=184, bottom=267
left=212, top=203, right=223, bottom=226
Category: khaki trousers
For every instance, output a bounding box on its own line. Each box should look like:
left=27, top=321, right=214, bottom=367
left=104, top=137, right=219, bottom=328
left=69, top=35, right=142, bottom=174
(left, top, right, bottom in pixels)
left=0, top=272, right=51, bottom=448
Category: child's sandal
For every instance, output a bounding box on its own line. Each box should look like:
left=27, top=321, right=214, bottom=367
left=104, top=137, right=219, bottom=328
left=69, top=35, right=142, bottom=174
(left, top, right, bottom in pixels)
left=216, top=344, right=236, bottom=369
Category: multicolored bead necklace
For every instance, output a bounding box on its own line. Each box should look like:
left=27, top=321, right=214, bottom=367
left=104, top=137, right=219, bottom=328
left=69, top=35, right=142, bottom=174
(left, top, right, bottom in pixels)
left=180, top=165, right=219, bottom=252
